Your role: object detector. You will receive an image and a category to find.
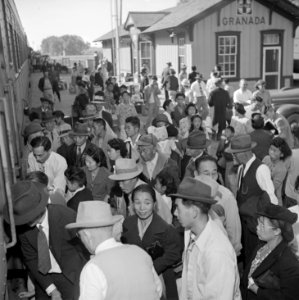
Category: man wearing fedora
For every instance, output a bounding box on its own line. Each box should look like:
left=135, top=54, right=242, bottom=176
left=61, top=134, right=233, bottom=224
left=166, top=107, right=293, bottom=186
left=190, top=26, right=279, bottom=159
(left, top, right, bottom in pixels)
left=4, top=181, right=86, bottom=300
left=90, top=96, right=114, bottom=129
left=225, top=134, right=278, bottom=265
left=42, top=112, right=60, bottom=152
left=109, top=158, right=172, bottom=223
left=181, top=131, right=210, bottom=179
left=66, top=201, right=162, bottom=300
left=137, top=134, right=180, bottom=187
left=57, top=129, right=74, bottom=161
left=28, top=136, right=67, bottom=195
left=66, top=122, right=92, bottom=168
left=172, top=176, right=241, bottom=300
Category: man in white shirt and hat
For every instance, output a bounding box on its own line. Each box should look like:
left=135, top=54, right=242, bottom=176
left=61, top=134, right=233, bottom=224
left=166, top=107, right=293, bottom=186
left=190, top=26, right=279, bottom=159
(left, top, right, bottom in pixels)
left=66, top=201, right=162, bottom=300
left=172, top=176, right=241, bottom=300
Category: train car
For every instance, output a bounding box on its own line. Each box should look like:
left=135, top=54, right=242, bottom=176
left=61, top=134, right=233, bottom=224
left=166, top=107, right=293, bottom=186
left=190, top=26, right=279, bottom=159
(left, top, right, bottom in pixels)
left=0, top=0, right=30, bottom=298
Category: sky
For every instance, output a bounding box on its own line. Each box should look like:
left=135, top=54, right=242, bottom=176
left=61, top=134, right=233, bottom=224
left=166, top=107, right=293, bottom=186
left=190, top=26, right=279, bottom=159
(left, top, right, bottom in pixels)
left=14, top=0, right=178, bottom=50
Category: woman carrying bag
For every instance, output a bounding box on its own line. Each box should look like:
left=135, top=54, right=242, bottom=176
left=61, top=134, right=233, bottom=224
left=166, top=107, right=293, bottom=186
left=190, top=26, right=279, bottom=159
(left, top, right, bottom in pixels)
left=242, top=202, right=299, bottom=300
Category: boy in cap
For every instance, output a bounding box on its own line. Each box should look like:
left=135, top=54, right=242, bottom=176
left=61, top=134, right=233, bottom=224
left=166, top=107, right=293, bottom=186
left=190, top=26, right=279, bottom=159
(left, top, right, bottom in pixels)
left=66, top=201, right=162, bottom=300
left=4, top=181, right=86, bottom=300
left=172, top=176, right=241, bottom=300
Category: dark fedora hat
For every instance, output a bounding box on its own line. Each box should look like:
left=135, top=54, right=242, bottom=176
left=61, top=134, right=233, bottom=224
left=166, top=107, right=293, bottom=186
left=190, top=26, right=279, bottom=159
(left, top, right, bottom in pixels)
left=42, top=112, right=55, bottom=123
left=170, top=176, right=218, bottom=204
left=257, top=203, right=297, bottom=224
left=225, top=134, right=256, bottom=153
left=23, top=122, right=44, bottom=138
left=69, top=122, right=91, bottom=136
left=3, top=181, right=48, bottom=225
left=187, top=131, right=211, bottom=149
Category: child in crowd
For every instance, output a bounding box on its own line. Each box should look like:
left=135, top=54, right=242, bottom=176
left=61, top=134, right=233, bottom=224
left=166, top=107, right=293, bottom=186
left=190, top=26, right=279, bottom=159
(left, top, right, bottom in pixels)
left=64, top=166, right=93, bottom=212
left=125, top=116, right=141, bottom=161
left=115, top=91, right=138, bottom=140
left=162, top=99, right=174, bottom=124
left=157, top=124, right=183, bottom=159
left=154, top=169, right=177, bottom=211
left=263, top=137, right=292, bottom=205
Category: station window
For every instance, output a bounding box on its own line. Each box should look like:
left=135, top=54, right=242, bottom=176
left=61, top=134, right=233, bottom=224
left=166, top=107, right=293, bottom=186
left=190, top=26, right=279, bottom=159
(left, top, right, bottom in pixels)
left=139, top=41, right=152, bottom=74
left=178, top=36, right=185, bottom=72
left=216, top=33, right=240, bottom=78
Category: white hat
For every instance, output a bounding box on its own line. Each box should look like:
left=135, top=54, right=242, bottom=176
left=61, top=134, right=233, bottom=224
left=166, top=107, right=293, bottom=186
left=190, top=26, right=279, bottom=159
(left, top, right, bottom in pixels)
left=109, top=158, right=143, bottom=181
left=66, top=201, right=123, bottom=229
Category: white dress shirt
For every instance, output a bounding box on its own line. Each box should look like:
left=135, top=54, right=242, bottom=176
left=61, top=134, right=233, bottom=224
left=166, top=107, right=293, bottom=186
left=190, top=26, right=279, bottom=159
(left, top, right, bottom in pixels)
left=190, top=80, right=208, bottom=98
left=28, top=151, right=67, bottom=193
left=38, top=209, right=62, bottom=295
left=181, top=218, right=241, bottom=300
left=145, top=152, right=159, bottom=179
left=241, top=154, right=278, bottom=205
left=233, top=88, right=252, bottom=105
left=79, top=238, right=162, bottom=300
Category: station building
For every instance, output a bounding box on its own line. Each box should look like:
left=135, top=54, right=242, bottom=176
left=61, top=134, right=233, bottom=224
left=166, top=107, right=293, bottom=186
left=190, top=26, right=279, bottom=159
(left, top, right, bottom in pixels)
left=94, top=0, right=299, bottom=90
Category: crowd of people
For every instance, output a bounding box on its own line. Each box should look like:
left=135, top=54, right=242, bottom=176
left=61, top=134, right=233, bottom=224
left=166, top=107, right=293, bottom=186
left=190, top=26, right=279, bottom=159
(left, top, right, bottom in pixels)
left=5, top=61, right=299, bottom=300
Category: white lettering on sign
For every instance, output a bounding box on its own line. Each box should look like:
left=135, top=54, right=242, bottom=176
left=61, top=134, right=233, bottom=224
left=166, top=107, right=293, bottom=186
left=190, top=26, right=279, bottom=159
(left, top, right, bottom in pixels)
left=222, top=16, right=266, bottom=26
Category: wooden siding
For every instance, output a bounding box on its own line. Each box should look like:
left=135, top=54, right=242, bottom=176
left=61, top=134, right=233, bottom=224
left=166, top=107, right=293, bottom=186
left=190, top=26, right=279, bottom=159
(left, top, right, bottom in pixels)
left=192, top=0, right=294, bottom=81
left=103, top=48, right=112, bottom=62
left=154, top=31, right=179, bottom=79
left=119, top=46, right=131, bottom=74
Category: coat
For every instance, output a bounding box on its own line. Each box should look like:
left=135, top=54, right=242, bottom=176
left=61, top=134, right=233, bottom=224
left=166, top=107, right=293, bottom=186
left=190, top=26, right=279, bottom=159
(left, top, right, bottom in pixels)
left=139, top=152, right=180, bottom=186
left=242, top=241, right=299, bottom=300
left=65, top=141, right=92, bottom=168
left=250, top=129, right=273, bottom=161
left=17, top=205, right=86, bottom=298
left=122, top=213, right=182, bottom=274
left=67, top=187, right=93, bottom=212
left=208, top=87, right=230, bottom=131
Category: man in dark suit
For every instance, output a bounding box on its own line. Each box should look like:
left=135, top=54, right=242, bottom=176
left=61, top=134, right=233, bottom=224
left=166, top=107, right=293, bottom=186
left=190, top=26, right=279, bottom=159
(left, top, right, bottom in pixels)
left=208, top=77, right=230, bottom=140
left=66, top=122, right=92, bottom=168
left=180, top=131, right=210, bottom=179
left=250, top=113, right=273, bottom=161
left=4, top=181, right=86, bottom=300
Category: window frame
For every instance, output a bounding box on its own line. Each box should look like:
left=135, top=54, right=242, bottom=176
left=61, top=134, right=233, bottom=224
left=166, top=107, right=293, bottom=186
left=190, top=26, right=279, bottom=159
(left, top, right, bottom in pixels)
left=178, top=35, right=185, bottom=72
left=216, top=31, right=240, bottom=79
left=139, top=40, right=152, bottom=74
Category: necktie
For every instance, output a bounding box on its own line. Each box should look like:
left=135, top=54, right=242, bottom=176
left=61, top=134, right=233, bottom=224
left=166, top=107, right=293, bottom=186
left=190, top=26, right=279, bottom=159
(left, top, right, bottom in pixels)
left=37, top=225, right=51, bottom=274
left=76, top=147, right=81, bottom=165
left=237, top=164, right=244, bottom=189
left=51, top=132, right=54, bottom=141
left=40, top=164, right=45, bottom=173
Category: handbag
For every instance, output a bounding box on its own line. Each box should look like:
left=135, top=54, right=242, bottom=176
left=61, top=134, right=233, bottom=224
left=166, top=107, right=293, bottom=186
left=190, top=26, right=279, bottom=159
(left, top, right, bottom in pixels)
left=255, top=269, right=280, bottom=290
left=146, top=241, right=164, bottom=260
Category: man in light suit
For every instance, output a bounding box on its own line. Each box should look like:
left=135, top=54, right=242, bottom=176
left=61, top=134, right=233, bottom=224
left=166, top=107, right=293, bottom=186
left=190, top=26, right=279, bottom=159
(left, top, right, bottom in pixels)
left=66, top=201, right=162, bottom=300
left=4, top=181, right=86, bottom=300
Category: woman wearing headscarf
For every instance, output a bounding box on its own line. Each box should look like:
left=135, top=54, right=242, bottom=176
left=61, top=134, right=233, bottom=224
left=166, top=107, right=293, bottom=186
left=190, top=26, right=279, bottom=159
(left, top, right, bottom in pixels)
left=242, top=202, right=299, bottom=300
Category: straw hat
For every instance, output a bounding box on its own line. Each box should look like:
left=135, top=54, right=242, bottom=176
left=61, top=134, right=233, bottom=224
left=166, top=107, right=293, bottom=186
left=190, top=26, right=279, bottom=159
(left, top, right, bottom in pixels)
left=109, top=158, right=143, bottom=181
left=66, top=201, right=123, bottom=229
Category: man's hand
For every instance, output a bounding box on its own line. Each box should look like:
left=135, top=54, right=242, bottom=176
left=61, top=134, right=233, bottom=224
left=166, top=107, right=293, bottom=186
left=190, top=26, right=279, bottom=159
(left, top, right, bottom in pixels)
left=51, top=289, right=62, bottom=300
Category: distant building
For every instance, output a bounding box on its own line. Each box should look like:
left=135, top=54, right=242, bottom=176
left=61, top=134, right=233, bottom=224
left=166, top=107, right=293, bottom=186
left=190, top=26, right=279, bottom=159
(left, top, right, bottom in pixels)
left=94, top=0, right=299, bottom=89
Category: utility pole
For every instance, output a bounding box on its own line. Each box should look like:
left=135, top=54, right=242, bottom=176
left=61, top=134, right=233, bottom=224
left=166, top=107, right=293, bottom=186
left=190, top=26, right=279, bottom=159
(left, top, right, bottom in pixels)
left=112, top=0, right=121, bottom=83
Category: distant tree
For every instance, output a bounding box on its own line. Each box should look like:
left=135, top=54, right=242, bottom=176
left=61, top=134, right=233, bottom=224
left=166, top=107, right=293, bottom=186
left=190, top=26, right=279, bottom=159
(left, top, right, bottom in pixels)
left=61, top=35, right=89, bottom=55
left=40, top=35, right=89, bottom=56
left=41, top=36, right=64, bottom=56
